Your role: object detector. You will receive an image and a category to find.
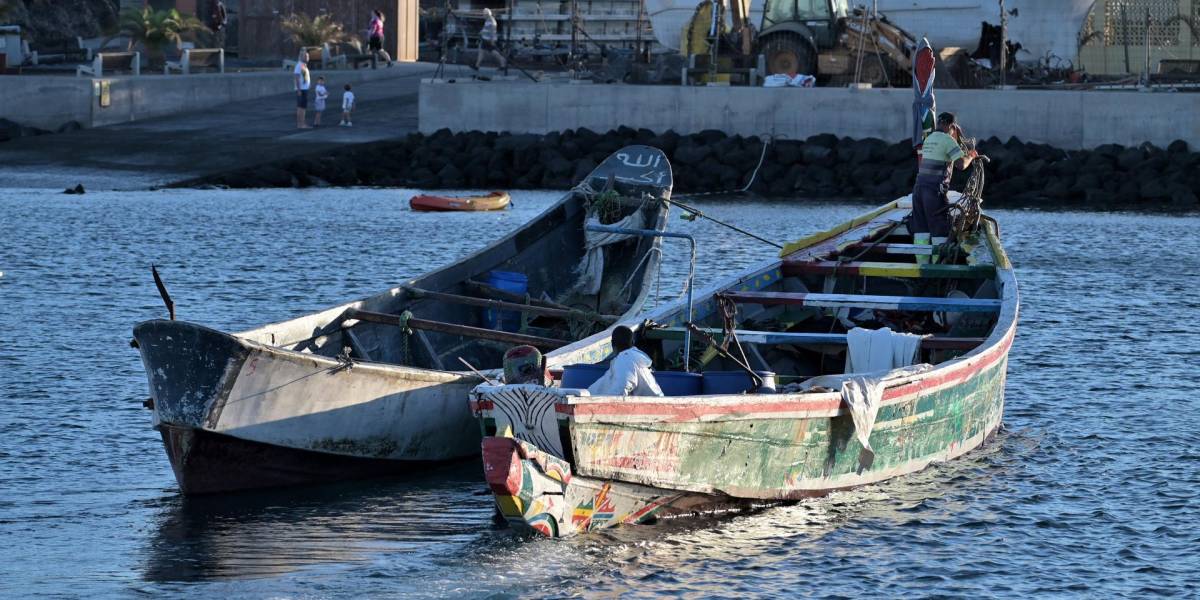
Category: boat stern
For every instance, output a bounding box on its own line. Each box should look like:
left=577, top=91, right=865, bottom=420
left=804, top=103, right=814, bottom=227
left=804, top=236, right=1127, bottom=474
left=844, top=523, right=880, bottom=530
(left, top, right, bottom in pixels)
left=482, top=435, right=574, bottom=537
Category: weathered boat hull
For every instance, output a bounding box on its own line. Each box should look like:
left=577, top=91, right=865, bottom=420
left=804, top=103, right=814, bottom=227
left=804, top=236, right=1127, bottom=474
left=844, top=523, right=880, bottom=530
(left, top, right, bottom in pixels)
left=136, top=320, right=482, bottom=494
left=485, top=343, right=1009, bottom=537
left=158, top=425, right=445, bottom=495
left=135, top=146, right=675, bottom=495
left=475, top=198, right=1019, bottom=537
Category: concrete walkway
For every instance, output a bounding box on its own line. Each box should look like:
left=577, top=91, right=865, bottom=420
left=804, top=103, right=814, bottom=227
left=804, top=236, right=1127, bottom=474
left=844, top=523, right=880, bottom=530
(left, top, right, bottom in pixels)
left=0, top=62, right=444, bottom=190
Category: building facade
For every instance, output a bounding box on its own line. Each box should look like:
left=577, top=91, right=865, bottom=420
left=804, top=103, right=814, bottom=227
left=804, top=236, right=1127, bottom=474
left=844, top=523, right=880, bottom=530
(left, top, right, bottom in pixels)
left=1079, top=0, right=1200, bottom=75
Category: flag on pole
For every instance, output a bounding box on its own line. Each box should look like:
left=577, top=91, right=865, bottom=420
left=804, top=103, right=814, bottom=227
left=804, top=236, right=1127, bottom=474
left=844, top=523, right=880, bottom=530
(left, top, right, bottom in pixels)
left=912, top=38, right=936, bottom=152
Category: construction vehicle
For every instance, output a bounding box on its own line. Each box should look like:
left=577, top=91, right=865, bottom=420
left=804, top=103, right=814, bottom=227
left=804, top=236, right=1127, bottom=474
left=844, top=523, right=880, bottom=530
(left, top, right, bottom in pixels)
left=682, top=0, right=917, bottom=86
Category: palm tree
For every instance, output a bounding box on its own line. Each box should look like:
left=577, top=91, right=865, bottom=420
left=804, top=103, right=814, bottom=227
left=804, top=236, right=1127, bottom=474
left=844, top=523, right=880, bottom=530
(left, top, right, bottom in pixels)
left=281, top=13, right=349, bottom=48
left=119, top=6, right=209, bottom=65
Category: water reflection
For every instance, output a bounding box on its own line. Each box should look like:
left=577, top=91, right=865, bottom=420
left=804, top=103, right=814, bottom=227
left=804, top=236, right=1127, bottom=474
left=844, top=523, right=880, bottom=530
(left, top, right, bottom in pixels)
left=142, top=462, right=493, bottom=582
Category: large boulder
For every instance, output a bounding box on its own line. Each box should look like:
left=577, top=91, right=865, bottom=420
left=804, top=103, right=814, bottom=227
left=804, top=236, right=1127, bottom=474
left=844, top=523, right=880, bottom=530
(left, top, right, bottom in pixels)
left=673, top=143, right=712, bottom=165
left=571, top=157, right=599, bottom=183
left=884, top=140, right=913, bottom=164
left=806, top=133, right=838, bottom=148
left=801, top=145, right=833, bottom=165
left=697, top=129, right=726, bottom=145
left=772, top=141, right=803, bottom=165
left=1139, top=179, right=1171, bottom=200
left=1116, top=147, right=1144, bottom=171
left=494, top=133, right=540, bottom=153
left=1170, top=185, right=1199, bottom=206
left=437, top=163, right=465, bottom=187
left=647, top=131, right=679, bottom=154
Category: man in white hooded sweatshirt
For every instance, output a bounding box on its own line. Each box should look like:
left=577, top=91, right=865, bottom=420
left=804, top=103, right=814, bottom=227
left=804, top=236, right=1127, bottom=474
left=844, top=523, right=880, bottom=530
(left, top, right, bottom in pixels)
left=587, top=326, right=663, bottom=397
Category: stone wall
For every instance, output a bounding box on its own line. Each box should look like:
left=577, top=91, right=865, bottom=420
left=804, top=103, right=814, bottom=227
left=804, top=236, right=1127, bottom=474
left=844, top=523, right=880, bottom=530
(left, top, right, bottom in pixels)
left=183, top=127, right=1200, bottom=211
left=419, top=81, right=1200, bottom=151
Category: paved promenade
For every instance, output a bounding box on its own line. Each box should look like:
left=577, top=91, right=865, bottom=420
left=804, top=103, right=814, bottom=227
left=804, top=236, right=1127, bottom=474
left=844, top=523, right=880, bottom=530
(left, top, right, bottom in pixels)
left=0, top=62, right=442, bottom=190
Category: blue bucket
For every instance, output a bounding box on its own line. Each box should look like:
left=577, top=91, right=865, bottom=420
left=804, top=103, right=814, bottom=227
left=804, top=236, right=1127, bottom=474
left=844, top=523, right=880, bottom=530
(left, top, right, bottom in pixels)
left=702, top=371, right=777, bottom=394
left=561, top=363, right=610, bottom=389
left=483, top=270, right=528, bottom=331
left=652, top=371, right=704, bottom=396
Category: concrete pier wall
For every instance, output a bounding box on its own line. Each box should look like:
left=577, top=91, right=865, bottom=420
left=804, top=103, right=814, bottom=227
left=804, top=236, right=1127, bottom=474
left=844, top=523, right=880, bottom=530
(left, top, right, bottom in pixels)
left=0, top=68, right=408, bottom=131
left=419, top=81, right=1200, bottom=150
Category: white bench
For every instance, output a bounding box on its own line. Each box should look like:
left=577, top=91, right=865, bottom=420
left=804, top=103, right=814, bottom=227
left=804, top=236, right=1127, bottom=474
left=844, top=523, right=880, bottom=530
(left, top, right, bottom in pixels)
left=75, top=51, right=141, bottom=77
left=164, top=48, right=225, bottom=74
left=283, top=44, right=347, bottom=70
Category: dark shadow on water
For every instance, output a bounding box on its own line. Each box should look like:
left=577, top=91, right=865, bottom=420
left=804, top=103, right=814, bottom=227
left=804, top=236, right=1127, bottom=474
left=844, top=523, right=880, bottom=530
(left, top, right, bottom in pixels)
left=141, top=459, right=491, bottom=583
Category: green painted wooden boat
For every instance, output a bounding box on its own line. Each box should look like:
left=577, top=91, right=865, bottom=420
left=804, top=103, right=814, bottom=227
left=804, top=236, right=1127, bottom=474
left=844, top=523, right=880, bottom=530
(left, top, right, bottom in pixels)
left=471, top=197, right=1018, bottom=537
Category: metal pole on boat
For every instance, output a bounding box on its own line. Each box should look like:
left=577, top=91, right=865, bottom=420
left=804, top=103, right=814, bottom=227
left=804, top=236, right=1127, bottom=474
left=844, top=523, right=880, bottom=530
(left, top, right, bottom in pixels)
left=585, top=224, right=697, bottom=371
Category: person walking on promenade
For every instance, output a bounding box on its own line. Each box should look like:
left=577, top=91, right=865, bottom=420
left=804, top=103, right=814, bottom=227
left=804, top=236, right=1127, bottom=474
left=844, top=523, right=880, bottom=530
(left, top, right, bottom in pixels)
left=339, top=83, right=356, bottom=127
left=313, top=76, right=329, bottom=127
left=294, top=51, right=312, bottom=129
left=368, top=10, right=393, bottom=68
left=475, top=8, right=506, bottom=70
left=910, top=111, right=977, bottom=263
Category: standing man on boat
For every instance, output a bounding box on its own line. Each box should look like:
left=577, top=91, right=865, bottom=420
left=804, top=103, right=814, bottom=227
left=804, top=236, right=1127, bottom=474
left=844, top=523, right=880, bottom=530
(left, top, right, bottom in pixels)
left=587, top=326, right=662, bottom=397
left=911, top=112, right=977, bottom=263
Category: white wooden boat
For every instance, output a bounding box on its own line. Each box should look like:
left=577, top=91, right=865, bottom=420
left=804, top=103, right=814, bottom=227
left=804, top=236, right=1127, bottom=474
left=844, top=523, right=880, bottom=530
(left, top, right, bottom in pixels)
left=133, top=146, right=674, bottom=494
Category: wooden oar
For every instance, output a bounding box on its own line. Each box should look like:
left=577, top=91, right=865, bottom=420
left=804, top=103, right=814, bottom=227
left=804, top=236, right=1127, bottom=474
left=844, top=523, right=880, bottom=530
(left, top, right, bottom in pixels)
left=458, top=357, right=498, bottom=385
left=344, top=308, right=568, bottom=350
left=403, top=286, right=618, bottom=324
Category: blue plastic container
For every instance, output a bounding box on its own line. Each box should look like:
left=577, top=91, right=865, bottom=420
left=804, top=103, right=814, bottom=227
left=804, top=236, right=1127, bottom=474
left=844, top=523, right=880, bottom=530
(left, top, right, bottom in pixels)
left=561, top=363, right=610, bottom=389
left=653, top=371, right=704, bottom=396
left=701, top=370, right=777, bottom=395
left=483, top=270, right=528, bottom=331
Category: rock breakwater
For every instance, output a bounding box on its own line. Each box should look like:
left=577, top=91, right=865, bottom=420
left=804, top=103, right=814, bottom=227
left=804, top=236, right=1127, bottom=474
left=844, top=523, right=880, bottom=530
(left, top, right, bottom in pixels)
left=187, top=127, right=1200, bottom=210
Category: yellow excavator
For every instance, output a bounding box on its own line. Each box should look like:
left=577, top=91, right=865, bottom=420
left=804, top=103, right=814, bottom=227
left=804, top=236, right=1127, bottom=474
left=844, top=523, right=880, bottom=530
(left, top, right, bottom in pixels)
left=682, top=0, right=917, bottom=86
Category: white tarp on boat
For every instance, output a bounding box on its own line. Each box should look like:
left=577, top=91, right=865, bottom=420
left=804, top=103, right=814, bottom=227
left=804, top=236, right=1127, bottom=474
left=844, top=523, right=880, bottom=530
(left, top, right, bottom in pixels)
left=574, top=209, right=647, bottom=295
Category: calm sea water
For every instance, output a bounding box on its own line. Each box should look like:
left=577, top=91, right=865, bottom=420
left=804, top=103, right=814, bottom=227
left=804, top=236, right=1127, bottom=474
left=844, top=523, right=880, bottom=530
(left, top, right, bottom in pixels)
left=1, top=189, right=1198, bottom=598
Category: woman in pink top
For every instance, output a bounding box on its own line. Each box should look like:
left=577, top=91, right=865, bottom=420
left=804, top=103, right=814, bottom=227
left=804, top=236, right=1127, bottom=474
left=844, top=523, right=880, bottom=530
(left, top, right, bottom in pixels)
left=368, top=10, right=393, bottom=68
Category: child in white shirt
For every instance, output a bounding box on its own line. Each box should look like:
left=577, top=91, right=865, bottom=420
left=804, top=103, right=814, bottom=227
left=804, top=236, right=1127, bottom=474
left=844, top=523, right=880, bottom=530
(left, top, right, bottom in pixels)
left=340, top=84, right=355, bottom=127
left=312, top=77, right=328, bottom=127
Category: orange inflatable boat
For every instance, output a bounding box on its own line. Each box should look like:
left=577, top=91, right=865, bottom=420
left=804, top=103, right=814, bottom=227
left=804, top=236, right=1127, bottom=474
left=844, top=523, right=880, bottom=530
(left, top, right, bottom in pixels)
left=409, top=191, right=511, bottom=212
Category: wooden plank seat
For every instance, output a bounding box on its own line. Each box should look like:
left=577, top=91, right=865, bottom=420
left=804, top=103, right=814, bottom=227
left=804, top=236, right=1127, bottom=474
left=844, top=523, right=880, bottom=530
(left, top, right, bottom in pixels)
left=329, top=42, right=372, bottom=69
left=781, top=260, right=996, bottom=279
left=343, top=308, right=568, bottom=350
left=843, top=242, right=935, bottom=256
left=76, top=51, right=140, bottom=77
left=720, top=291, right=1002, bottom=313
left=164, top=48, right=224, bottom=74
left=643, top=327, right=985, bottom=350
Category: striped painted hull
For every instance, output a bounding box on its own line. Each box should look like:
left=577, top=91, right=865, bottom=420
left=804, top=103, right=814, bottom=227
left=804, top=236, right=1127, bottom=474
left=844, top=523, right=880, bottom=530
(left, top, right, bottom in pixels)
left=483, top=334, right=1010, bottom=537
